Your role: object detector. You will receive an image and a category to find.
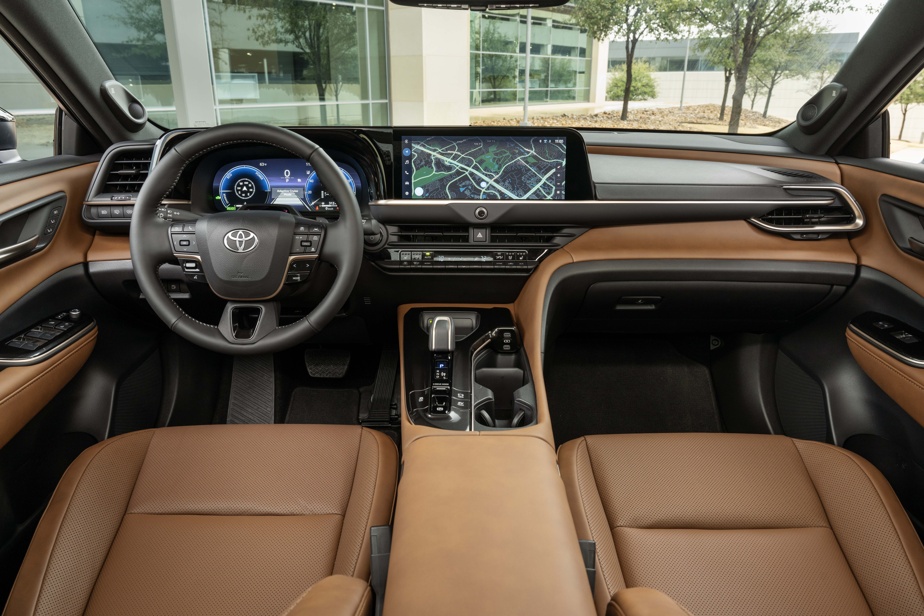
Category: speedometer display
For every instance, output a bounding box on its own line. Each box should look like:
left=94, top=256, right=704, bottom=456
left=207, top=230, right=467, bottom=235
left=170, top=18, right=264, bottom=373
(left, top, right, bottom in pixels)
left=212, top=158, right=361, bottom=214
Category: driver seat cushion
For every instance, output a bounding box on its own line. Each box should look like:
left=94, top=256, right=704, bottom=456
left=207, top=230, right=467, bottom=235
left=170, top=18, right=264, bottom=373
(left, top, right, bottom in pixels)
left=4, top=424, right=398, bottom=616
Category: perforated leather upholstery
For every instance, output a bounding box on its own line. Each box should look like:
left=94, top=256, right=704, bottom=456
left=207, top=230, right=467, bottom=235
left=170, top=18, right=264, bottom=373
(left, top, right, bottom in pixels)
left=3, top=424, right=398, bottom=616
left=559, top=433, right=924, bottom=616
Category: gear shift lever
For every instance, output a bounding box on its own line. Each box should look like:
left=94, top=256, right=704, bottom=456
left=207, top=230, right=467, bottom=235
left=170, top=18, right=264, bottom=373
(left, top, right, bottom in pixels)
left=428, top=316, right=454, bottom=414
left=429, top=316, right=455, bottom=353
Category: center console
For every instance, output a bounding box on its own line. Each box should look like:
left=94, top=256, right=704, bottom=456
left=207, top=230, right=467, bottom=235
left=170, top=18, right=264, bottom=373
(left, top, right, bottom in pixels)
left=402, top=307, right=537, bottom=431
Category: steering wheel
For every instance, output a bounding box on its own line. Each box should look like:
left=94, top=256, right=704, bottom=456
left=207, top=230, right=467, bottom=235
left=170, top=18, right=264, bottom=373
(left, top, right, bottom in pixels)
left=130, top=123, right=363, bottom=355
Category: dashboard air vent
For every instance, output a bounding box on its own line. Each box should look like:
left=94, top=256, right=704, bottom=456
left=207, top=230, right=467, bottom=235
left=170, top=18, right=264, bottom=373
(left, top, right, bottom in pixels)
left=762, top=167, right=823, bottom=180
left=101, top=147, right=153, bottom=195
left=390, top=225, right=470, bottom=244
left=758, top=205, right=856, bottom=227
left=490, top=226, right=574, bottom=245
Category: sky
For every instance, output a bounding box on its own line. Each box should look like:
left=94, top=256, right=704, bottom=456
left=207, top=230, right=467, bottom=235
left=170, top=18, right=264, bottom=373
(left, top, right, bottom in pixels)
left=822, top=1, right=887, bottom=36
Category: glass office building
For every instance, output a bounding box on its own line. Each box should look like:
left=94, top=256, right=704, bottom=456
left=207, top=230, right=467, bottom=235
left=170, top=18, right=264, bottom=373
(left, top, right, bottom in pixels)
left=470, top=9, right=592, bottom=107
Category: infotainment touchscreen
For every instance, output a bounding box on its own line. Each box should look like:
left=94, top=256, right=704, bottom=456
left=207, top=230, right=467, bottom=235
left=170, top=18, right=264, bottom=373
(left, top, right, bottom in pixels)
left=399, top=135, right=566, bottom=200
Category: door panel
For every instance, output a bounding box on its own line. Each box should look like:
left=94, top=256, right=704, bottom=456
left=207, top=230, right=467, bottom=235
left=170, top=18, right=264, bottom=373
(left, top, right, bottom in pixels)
left=842, top=163, right=924, bottom=298
left=0, top=328, right=96, bottom=449
left=846, top=327, right=924, bottom=427
left=0, top=162, right=97, bottom=313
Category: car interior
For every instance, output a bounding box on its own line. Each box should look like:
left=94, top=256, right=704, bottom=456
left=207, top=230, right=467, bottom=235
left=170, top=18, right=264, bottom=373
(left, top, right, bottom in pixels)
left=0, top=0, right=924, bottom=614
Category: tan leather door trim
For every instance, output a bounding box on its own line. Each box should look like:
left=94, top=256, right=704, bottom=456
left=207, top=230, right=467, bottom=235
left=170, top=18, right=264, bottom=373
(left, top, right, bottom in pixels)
left=0, top=163, right=97, bottom=313
left=0, top=328, right=97, bottom=448
left=847, top=327, right=924, bottom=427
left=841, top=164, right=924, bottom=299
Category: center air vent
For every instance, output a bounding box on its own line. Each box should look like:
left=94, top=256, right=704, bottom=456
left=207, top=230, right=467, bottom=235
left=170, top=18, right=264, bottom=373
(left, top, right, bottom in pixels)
left=490, top=226, right=574, bottom=245
left=389, top=225, right=470, bottom=244
left=98, top=145, right=153, bottom=197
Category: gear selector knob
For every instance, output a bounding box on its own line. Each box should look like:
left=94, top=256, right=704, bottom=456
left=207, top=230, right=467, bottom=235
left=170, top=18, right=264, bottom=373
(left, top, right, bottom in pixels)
left=429, top=316, right=455, bottom=352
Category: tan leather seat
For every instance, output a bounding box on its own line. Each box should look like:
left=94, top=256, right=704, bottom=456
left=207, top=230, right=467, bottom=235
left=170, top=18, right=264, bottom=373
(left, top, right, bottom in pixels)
left=3, top=424, right=398, bottom=616
left=559, top=433, right=924, bottom=616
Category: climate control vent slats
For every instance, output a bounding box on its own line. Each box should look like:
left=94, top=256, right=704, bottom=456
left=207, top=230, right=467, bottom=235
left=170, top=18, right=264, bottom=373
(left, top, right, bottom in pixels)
left=758, top=206, right=856, bottom=227
left=390, top=225, right=470, bottom=244
left=102, top=151, right=152, bottom=195
left=490, top=226, right=574, bottom=245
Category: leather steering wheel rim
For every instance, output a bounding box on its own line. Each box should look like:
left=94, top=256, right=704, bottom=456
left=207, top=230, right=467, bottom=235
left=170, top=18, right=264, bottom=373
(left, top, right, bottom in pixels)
left=130, top=123, right=363, bottom=355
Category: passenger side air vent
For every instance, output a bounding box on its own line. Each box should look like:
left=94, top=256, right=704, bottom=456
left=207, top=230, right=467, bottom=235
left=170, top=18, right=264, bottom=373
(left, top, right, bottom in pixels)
left=389, top=225, right=470, bottom=244
left=758, top=205, right=856, bottom=227
left=101, top=147, right=152, bottom=195
left=490, top=226, right=575, bottom=245
left=749, top=185, right=865, bottom=237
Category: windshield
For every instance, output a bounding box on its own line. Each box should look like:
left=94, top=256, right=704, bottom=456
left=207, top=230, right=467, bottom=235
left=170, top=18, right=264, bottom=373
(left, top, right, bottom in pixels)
left=67, top=0, right=885, bottom=134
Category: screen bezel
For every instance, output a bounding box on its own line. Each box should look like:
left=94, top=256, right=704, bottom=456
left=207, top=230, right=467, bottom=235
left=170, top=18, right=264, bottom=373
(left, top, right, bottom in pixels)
left=392, top=127, right=594, bottom=201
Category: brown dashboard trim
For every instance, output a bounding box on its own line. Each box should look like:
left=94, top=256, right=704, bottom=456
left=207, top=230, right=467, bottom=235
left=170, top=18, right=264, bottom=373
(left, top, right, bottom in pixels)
left=587, top=146, right=842, bottom=183
left=87, top=233, right=131, bottom=262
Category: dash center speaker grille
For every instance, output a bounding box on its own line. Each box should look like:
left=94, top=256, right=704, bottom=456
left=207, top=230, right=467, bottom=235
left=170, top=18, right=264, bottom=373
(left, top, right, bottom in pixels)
left=112, top=350, right=163, bottom=435
left=774, top=352, right=829, bottom=442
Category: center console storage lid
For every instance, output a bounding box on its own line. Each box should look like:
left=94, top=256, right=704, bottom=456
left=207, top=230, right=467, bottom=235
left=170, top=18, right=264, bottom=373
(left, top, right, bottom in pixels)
left=383, top=435, right=595, bottom=616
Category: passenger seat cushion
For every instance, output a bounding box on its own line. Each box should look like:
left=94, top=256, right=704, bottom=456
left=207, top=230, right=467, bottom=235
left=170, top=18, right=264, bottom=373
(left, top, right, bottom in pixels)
left=5, top=425, right=397, bottom=616
left=559, top=433, right=924, bottom=616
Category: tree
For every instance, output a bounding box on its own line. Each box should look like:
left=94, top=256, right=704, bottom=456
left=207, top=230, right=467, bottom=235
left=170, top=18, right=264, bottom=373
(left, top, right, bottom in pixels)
left=572, top=0, right=680, bottom=120
left=692, top=0, right=850, bottom=133
left=250, top=0, right=358, bottom=125
left=751, top=22, right=830, bottom=118
left=607, top=62, right=658, bottom=102
left=474, top=18, right=518, bottom=103
left=697, top=36, right=735, bottom=121
left=110, top=0, right=167, bottom=59
left=896, top=74, right=924, bottom=141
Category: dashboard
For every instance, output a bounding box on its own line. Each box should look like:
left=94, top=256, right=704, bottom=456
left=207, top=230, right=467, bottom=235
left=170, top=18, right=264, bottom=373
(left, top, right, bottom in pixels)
left=211, top=158, right=361, bottom=213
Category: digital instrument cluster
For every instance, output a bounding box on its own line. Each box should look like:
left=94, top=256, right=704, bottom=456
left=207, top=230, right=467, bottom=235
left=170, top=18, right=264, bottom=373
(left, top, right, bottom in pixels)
left=211, top=158, right=361, bottom=214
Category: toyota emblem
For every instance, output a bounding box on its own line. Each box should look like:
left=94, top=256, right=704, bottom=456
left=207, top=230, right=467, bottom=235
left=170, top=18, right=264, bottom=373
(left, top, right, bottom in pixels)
left=223, top=229, right=259, bottom=253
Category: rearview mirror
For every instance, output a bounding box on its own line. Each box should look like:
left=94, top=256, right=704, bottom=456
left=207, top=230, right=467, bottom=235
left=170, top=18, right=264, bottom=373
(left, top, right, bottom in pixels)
left=0, top=108, right=19, bottom=164
left=389, top=0, right=566, bottom=10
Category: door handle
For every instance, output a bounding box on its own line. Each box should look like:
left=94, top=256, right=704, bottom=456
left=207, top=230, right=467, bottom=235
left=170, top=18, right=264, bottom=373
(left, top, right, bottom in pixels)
left=0, top=235, right=39, bottom=266
left=908, top=237, right=924, bottom=258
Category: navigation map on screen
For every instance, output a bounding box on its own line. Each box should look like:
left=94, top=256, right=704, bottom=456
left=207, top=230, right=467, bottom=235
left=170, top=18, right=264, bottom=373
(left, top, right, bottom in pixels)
left=400, top=135, right=566, bottom=200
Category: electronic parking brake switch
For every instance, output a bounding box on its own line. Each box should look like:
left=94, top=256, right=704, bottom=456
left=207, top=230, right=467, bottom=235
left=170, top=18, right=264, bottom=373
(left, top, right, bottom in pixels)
left=428, top=316, right=455, bottom=415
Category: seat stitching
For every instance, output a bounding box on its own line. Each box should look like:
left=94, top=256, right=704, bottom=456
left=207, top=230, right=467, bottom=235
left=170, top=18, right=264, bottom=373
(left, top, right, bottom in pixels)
left=579, top=437, right=619, bottom=596
left=28, top=430, right=153, bottom=615
left=349, top=429, right=381, bottom=578
left=808, top=441, right=924, bottom=603
left=84, top=431, right=156, bottom=608
left=333, top=428, right=364, bottom=577
left=792, top=440, right=874, bottom=614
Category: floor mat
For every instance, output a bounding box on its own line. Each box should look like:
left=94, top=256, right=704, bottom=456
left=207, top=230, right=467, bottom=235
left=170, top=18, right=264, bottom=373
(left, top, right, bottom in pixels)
left=286, top=388, right=361, bottom=425
left=545, top=335, right=721, bottom=446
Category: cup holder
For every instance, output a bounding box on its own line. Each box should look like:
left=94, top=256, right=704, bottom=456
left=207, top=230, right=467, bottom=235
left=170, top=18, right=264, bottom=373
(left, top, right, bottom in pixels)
left=472, top=348, right=536, bottom=430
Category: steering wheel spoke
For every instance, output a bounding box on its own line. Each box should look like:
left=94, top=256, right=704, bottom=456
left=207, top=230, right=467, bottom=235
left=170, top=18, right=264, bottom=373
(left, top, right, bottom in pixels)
left=217, top=301, right=279, bottom=345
